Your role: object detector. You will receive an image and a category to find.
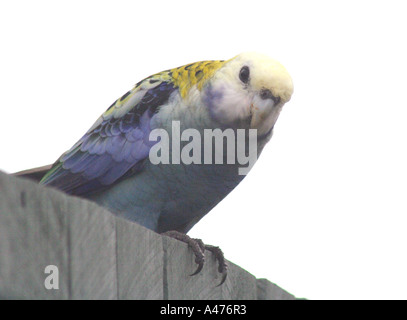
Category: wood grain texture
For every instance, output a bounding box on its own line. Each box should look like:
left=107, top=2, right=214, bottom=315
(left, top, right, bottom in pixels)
left=257, top=278, right=296, bottom=300
left=116, top=217, right=164, bottom=299
left=0, top=171, right=70, bottom=299
left=0, top=171, right=298, bottom=300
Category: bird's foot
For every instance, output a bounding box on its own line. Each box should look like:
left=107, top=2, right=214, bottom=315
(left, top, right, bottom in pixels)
left=203, top=244, right=228, bottom=286
left=162, top=231, right=205, bottom=276
left=162, top=230, right=228, bottom=286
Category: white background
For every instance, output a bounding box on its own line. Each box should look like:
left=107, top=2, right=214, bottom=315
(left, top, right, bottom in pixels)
left=1, top=0, right=406, bottom=299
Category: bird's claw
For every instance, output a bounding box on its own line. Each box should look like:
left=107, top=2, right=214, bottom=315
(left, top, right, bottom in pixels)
left=162, top=231, right=228, bottom=286
left=162, top=231, right=205, bottom=276
left=190, top=238, right=205, bottom=276
left=203, top=245, right=228, bottom=286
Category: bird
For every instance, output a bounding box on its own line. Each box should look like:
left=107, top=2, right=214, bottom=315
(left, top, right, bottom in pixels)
left=17, top=52, right=293, bottom=284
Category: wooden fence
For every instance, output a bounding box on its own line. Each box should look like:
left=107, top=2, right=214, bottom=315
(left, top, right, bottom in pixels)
left=0, top=171, right=296, bottom=300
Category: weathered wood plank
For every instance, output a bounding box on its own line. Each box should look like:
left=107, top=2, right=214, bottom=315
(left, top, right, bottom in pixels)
left=221, top=262, right=257, bottom=300
left=0, top=172, right=70, bottom=299
left=67, top=199, right=117, bottom=299
left=257, top=278, right=296, bottom=300
left=116, top=217, right=164, bottom=299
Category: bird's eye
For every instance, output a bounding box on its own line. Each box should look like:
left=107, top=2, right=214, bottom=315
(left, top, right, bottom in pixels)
left=239, top=66, right=250, bottom=84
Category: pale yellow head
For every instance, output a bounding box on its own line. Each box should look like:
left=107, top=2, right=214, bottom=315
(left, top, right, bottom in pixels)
left=203, top=52, right=294, bottom=136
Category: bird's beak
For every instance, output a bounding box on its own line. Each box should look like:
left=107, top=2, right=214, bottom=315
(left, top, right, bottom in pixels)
left=249, top=100, right=282, bottom=136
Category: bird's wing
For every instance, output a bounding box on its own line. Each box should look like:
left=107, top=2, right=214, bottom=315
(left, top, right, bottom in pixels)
left=40, top=75, right=177, bottom=196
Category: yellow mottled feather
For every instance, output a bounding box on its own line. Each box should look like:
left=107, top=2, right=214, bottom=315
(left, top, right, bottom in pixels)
left=103, top=59, right=227, bottom=119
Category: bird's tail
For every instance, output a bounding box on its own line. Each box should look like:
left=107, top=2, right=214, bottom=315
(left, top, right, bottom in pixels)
left=13, top=164, right=52, bottom=182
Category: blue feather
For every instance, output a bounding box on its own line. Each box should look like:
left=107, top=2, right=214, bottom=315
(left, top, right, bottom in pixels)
left=40, top=80, right=177, bottom=196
